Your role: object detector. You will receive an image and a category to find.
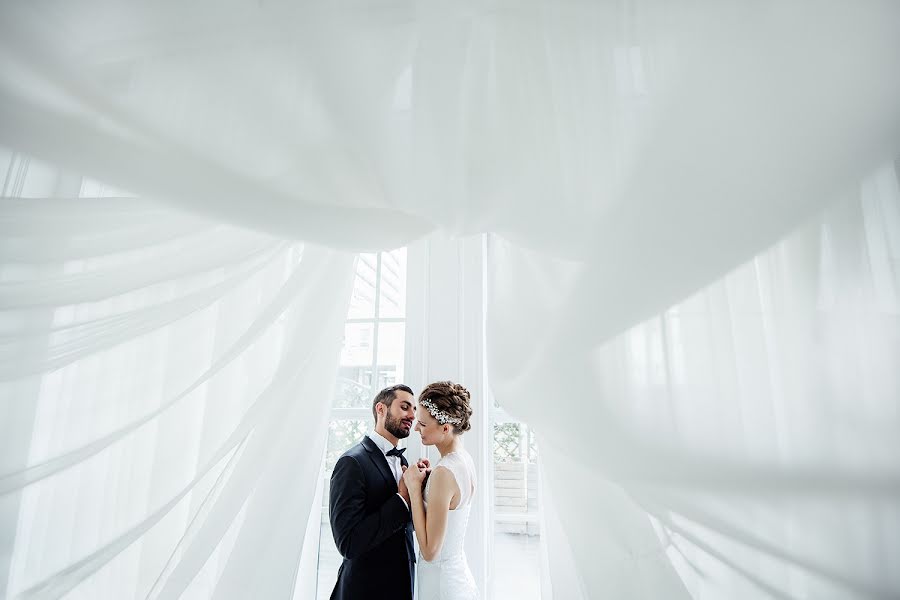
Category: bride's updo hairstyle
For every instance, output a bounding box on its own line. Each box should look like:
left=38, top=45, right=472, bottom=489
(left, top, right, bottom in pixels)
left=418, top=381, right=473, bottom=434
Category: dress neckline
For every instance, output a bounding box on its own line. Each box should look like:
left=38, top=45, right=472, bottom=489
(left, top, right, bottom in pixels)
left=439, top=449, right=464, bottom=460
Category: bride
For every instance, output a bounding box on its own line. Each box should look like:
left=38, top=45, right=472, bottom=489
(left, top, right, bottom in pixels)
left=402, top=381, right=479, bottom=600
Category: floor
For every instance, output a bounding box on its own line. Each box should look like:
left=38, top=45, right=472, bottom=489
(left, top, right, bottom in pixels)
left=315, top=524, right=542, bottom=599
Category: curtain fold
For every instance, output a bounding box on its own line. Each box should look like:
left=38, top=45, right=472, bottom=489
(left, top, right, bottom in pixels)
left=0, top=235, right=284, bottom=311
left=3, top=246, right=355, bottom=599
left=3, top=2, right=896, bottom=256
left=0, top=245, right=282, bottom=380
left=487, top=164, right=900, bottom=599
left=0, top=196, right=203, bottom=232
left=152, top=249, right=354, bottom=600
left=0, top=89, right=435, bottom=251
left=0, top=243, right=328, bottom=496
left=1, top=149, right=357, bottom=599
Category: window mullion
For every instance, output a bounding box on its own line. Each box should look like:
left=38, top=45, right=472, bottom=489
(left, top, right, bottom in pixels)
left=371, top=253, right=382, bottom=393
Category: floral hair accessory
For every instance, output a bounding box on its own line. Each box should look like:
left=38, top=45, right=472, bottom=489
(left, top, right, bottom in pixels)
left=420, top=398, right=462, bottom=425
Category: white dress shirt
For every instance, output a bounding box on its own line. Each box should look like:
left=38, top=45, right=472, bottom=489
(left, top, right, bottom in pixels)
left=367, top=430, right=409, bottom=511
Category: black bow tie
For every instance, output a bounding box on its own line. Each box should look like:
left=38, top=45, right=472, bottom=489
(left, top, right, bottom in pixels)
left=386, top=447, right=406, bottom=458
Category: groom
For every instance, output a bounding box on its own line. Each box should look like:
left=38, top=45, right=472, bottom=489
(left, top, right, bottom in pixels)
left=329, top=384, right=420, bottom=600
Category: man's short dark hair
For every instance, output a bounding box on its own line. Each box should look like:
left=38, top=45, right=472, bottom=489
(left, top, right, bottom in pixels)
left=372, top=384, right=414, bottom=422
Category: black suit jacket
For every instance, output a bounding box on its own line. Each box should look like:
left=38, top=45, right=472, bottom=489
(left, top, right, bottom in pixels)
left=329, top=435, right=416, bottom=600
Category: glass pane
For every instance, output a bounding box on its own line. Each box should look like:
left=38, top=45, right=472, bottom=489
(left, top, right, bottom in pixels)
left=333, top=374, right=373, bottom=409
left=325, top=419, right=368, bottom=470
left=493, top=422, right=523, bottom=463
left=494, top=421, right=528, bottom=521
left=375, top=322, right=405, bottom=388
left=528, top=429, right=539, bottom=463
left=318, top=419, right=368, bottom=600
left=320, top=246, right=409, bottom=600
left=493, top=422, right=541, bottom=599
left=378, top=248, right=407, bottom=318
left=346, top=253, right=377, bottom=319
left=339, top=322, right=374, bottom=368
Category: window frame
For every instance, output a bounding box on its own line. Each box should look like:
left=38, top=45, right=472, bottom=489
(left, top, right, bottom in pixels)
left=311, top=249, right=413, bottom=600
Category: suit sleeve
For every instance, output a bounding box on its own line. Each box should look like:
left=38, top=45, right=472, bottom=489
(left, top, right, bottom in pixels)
left=329, top=455, right=410, bottom=560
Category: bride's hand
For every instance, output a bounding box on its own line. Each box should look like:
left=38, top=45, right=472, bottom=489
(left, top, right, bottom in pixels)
left=403, top=461, right=426, bottom=492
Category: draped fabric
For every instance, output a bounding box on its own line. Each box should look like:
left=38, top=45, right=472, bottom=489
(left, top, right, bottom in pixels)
left=1, top=157, right=356, bottom=598
left=487, top=164, right=900, bottom=598
left=1, top=0, right=899, bottom=599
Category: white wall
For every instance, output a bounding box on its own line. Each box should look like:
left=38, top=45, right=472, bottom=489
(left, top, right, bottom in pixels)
left=404, top=231, right=492, bottom=596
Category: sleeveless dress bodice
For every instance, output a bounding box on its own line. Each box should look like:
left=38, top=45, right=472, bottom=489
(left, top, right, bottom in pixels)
left=417, top=450, right=479, bottom=600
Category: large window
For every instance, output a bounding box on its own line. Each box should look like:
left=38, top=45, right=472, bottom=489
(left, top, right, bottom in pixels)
left=312, top=236, right=547, bottom=599
left=490, top=402, right=543, bottom=599
left=315, top=249, right=408, bottom=599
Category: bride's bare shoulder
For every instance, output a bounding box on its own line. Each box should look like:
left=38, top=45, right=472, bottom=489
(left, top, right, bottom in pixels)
left=429, top=464, right=461, bottom=495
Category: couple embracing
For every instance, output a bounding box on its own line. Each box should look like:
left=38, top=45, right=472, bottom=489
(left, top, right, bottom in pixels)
left=329, top=381, right=479, bottom=600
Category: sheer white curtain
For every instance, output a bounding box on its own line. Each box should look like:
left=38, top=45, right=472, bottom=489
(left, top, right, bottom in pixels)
left=1, top=1, right=899, bottom=599
left=2, top=1, right=897, bottom=251
left=486, top=164, right=900, bottom=598
left=1, top=155, right=356, bottom=599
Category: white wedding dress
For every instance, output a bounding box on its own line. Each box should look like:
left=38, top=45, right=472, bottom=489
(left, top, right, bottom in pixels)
left=417, top=450, right=479, bottom=600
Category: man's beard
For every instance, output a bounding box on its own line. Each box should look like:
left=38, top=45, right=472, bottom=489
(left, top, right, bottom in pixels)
left=384, top=412, right=410, bottom=439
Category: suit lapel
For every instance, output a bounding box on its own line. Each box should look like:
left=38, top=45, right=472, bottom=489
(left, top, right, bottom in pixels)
left=361, top=435, right=395, bottom=489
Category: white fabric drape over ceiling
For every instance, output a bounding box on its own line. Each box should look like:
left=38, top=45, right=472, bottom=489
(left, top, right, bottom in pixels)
left=1, top=0, right=899, bottom=599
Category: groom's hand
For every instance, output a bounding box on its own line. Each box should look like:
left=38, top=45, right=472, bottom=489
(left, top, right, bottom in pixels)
left=416, top=458, right=431, bottom=471
left=398, top=465, right=411, bottom=505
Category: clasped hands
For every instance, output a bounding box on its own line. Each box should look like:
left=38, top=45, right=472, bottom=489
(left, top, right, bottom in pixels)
left=398, top=458, right=430, bottom=503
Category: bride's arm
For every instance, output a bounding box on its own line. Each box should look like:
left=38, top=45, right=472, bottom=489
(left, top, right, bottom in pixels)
left=407, top=466, right=457, bottom=562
